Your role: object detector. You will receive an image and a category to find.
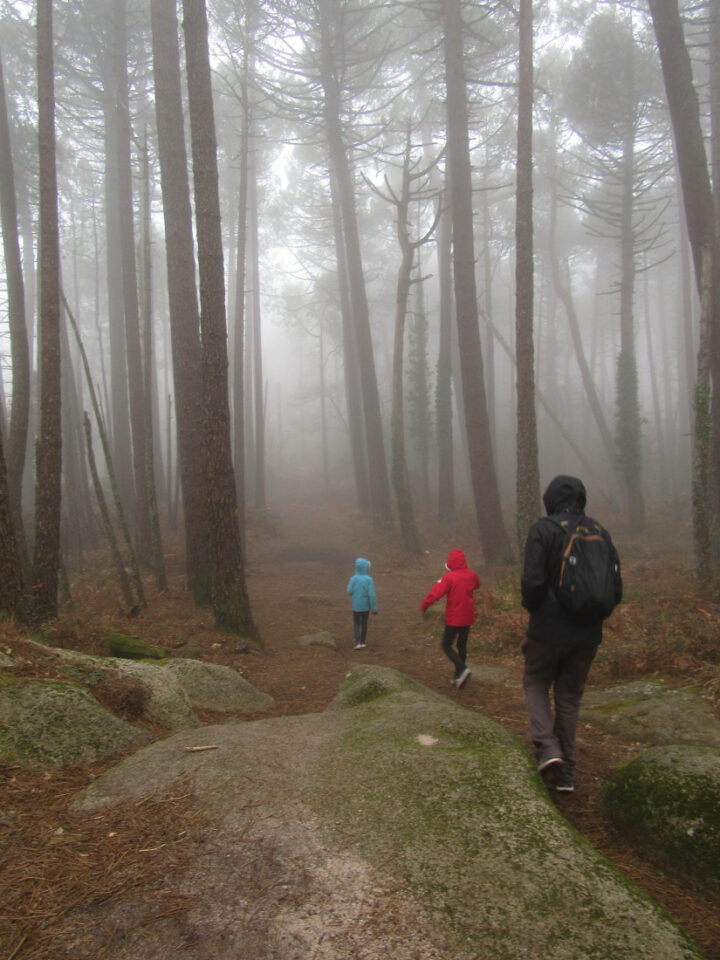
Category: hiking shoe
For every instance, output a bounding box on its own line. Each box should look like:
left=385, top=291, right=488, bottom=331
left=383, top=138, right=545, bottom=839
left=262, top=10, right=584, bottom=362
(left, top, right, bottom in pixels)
left=454, top=667, right=471, bottom=689
left=555, top=767, right=575, bottom=793
left=537, top=756, right=563, bottom=773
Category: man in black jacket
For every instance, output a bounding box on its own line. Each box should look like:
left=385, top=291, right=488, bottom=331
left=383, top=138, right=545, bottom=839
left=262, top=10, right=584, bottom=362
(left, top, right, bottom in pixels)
left=521, top=475, right=622, bottom=793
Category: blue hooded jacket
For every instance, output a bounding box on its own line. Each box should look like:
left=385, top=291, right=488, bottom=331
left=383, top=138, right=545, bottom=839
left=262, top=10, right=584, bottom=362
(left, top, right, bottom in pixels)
left=347, top=558, right=377, bottom=613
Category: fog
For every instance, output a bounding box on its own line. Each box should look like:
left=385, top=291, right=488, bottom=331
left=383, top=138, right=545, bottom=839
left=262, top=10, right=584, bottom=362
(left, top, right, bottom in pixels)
left=0, top=0, right=713, bottom=578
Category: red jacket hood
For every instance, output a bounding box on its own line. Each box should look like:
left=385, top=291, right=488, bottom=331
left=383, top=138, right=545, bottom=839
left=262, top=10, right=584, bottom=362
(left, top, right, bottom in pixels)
left=445, top=549, right=467, bottom=571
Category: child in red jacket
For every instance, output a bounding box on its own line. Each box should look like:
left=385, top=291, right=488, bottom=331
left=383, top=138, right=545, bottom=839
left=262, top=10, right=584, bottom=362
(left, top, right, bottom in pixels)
left=421, top=548, right=480, bottom=688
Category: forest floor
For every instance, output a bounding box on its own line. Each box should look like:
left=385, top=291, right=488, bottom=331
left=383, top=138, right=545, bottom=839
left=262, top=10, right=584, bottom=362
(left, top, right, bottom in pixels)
left=1, top=497, right=720, bottom=959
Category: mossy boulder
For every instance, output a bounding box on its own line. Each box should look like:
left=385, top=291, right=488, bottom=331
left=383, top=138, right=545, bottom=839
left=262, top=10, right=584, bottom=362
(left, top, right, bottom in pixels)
left=164, top=659, right=275, bottom=714
left=111, top=658, right=199, bottom=730
left=51, top=647, right=198, bottom=731
left=0, top=677, right=151, bottom=768
left=74, top=665, right=705, bottom=959
left=581, top=681, right=720, bottom=748
left=105, top=633, right=167, bottom=660
left=600, top=745, right=720, bottom=894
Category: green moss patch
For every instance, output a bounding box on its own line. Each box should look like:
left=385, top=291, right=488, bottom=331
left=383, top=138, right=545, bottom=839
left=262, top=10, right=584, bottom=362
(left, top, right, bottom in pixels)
left=0, top=678, right=151, bottom=768
left=582, top=682, right=720, bottom=748
left=315, top=667, right=706, bottom=960
left=105, top=633, right=167, bottom=660
left=600, top=745, right=720, bottom=894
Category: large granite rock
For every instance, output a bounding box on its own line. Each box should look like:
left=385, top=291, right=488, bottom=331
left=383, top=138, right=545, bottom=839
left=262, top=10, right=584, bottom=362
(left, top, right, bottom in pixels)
left=582, top=680, right=720, bottom=748
left=72, top=665, right=705, bottom=960
left=0, top=678, right=151, bottom=768
left=601, top=744, right=720, bottom=894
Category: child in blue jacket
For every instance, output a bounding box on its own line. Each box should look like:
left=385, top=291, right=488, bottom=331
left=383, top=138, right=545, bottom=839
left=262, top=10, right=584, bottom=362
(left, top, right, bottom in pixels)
left=347, top=557, right=377, bottom=649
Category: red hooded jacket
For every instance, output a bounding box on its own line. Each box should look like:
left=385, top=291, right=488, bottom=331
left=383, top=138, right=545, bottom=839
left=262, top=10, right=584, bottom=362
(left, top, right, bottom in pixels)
left=421, top=549, right=481, bottom=626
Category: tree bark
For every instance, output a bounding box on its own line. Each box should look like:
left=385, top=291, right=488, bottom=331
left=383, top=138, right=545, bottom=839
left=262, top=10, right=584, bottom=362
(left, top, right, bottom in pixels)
left=150, top=0, right=212, bottom=604
left=248, top=137, right=266, bottom=510
left=182, top=0, right=256, bottom=635
left=514, top=0, right=540, bottom=550
left=0, top=422, right=23, bottom=617
left=83, top=413, right=137, bottom=612
left=0, top=48, right=30, bottom=573
left=442, top=0, right=510, bottom=564
left=318, top=0, right=392, bottom=525
left=140, top=137, right=167, bottom=592
left=436, top=187, right=455, bottom=523
left=329, top=167, right=370, bottom=511
left=112, top=0, right=153, bottom=566
left=232, top=5, right=251, bottom=524
left=32, top=0, right=62, bottom=621
left=100, top=8, right=133, bottom=515
left=649, top=0, right=720, bottom=579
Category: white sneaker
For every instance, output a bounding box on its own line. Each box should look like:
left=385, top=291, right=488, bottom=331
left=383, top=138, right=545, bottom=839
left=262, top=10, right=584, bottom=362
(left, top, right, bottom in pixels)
left=537, top=756, right=563, bottom=773
left=454, top=667, right=471, bottom=689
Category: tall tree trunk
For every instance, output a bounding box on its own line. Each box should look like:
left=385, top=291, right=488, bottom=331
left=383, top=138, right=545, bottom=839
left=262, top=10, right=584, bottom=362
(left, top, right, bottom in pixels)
left=514, top=0, right=540, bottom=549
left=83, top=413, right=136, bottom=612
left=409, top=272, right=431, bottom=503
left=436, top=187, right=455, bottom=522
left=232, top=4, right=251, bottom=525
left=0, top=48, right=30, bottom=573
left=140, top=136, right=167, bottom=592
left=248, top=139, right=266, bottom=509
left=60, top=297, right=92, bottom=570
left=318, top=0, right=392, bottom=524
left=329, top=169, right=370, bottom=511
left=100, top=17, right=133, bottom=515
left=0, top=424, right=23, bottom=617
left=480, top=177, right=497, bottom=455
left=32, top=0, right=62, bottom=621
left=649, top=0, right=720, bottom=580
left=150, top=0, right=212, bottom=604
left=64, top=291, right=147, bottom=609
left=182, top=0, right=255, bottom=635
left=388, top=138, right=424, bottom=554
left=442, top=0, right=510, bottom=564
left=113, top=0, right=152, bottom=566
left=615, top=34, right=645, bottom=530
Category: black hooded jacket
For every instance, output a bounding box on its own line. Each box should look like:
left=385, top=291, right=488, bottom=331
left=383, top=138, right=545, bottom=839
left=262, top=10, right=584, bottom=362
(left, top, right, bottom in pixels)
left=521, top=475, right=622, bottom=645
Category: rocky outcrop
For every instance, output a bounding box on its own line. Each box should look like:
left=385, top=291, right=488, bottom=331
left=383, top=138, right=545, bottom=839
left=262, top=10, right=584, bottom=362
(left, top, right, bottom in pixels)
left=581, top=680, right=720, bottom=748
left=0, top=644, right=274, bottom=767
left=164, top=659, right=275, bottom=713
left=0, top=678, right=151, bottom=767
left=72, top=665, right=705, bottom=960
left=600, top=744, right=720, bottom=894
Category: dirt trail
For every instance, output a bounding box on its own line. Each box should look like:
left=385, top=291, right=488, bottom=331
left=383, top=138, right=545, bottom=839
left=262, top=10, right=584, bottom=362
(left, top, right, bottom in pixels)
left=2, top=498, right=719, bottom=959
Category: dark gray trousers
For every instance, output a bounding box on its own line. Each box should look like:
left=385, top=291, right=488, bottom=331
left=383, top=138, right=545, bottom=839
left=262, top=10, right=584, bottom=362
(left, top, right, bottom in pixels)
left=522, top=638, right=598, bottom=770
left=442, top=624, right=469, bottom=676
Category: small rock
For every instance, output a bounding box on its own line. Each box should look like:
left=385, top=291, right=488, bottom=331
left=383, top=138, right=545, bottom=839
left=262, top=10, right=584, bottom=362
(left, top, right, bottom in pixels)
left=296, top=594, right=333, bottom=606
left=297, top=631, right=338, bottom=650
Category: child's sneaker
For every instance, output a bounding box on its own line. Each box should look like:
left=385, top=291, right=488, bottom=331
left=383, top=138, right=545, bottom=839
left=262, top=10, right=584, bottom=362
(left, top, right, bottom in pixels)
left=555, top=767, right=575, bottom=793
left=454, top=667, right=471, bottom=689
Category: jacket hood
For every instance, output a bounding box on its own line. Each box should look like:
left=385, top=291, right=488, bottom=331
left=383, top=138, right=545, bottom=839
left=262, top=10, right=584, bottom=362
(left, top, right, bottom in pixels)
left=542, top=475, right=586, bottom=516
left=445, top=548, right=467, bottom=571
left=355, top=557, right=371, bottom=575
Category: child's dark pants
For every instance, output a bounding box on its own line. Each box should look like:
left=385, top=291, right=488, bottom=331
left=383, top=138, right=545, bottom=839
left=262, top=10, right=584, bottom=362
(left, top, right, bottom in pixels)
left=442, top=624, right=469, bottom=676
left=353, top=611, right=369, bottom=645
